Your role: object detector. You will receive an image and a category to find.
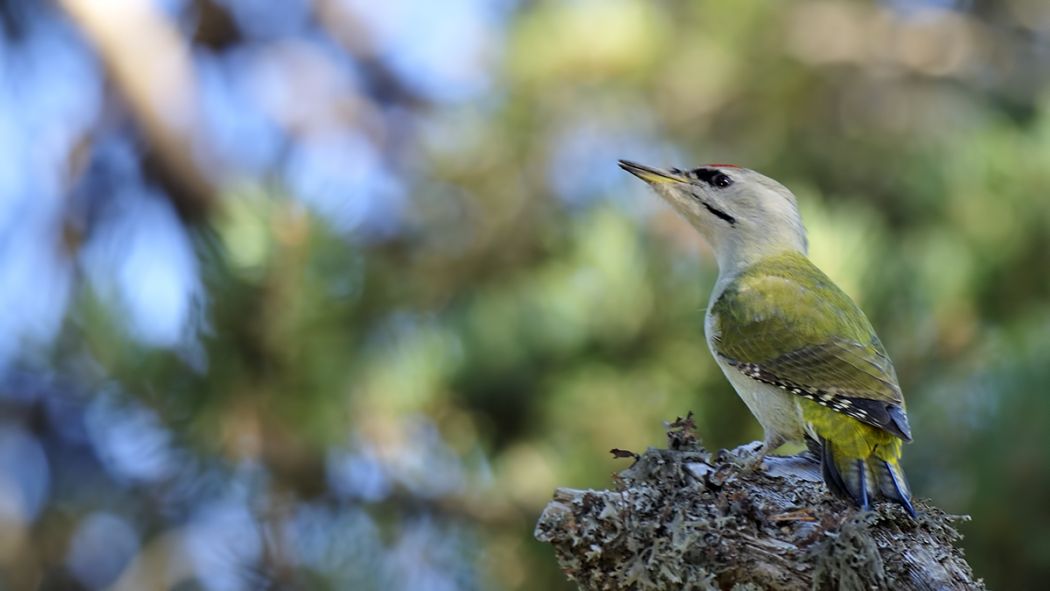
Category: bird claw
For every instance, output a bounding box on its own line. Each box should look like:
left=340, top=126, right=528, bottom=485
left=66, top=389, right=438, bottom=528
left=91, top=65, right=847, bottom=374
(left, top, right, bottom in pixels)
left=741, top=447, right=769, bottom=474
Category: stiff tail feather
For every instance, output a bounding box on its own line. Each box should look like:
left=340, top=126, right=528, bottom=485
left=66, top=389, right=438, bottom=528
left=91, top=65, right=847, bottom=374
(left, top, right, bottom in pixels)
left=819, top=436, right=916, bottom=517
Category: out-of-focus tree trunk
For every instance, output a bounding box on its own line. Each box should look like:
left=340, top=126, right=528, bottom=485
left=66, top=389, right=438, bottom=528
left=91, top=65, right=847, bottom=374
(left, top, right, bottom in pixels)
left=59, top=0, right=215, bottom=221
left=535, top=418, right=983, bottom=591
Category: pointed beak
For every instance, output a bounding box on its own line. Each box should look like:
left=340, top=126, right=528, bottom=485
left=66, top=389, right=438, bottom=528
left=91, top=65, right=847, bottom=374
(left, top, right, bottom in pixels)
left=618, top=159, right=686, bottom=184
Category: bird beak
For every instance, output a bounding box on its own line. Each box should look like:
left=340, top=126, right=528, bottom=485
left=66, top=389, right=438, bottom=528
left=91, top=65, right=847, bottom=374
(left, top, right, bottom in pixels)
left=618, top=159, right=686, bottom=184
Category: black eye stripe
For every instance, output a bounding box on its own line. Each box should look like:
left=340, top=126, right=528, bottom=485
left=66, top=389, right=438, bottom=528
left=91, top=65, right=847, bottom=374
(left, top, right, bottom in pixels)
left=692, top=168, right=734, bottom=188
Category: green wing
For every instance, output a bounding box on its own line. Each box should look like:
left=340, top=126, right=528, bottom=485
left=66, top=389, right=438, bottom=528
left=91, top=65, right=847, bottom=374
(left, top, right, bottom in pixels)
left=711, top=252, right=911, bottom=441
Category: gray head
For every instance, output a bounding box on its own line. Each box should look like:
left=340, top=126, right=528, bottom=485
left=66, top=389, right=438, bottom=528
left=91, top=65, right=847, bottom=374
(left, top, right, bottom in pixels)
left=619, top=159, right=807, bottom=272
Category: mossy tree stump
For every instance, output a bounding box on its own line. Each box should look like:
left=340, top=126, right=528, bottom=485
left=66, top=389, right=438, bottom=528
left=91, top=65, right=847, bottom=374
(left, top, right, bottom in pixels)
left=535, top=415, right=982, bottom=590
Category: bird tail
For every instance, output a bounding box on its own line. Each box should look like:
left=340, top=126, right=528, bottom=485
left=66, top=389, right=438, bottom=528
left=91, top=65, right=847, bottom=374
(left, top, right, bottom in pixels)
left=819, top=435, right=916, bottom=517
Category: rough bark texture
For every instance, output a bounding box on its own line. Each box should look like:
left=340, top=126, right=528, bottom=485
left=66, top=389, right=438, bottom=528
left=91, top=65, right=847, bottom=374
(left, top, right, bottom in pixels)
left=535, top=416, right=983, bottom=591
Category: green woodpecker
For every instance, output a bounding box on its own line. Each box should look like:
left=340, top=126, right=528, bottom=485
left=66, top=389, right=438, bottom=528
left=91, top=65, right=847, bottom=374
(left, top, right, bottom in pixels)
left=619, top=159, right=915, bottom=516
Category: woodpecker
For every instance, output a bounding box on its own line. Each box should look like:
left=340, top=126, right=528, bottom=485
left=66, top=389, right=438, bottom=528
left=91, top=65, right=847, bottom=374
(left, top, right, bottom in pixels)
left=619, top=159, right=915, bottom=516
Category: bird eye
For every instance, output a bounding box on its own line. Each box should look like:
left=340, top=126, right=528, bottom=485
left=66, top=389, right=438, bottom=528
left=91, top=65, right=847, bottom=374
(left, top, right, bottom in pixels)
left=692, top=168, right=734, bottom=189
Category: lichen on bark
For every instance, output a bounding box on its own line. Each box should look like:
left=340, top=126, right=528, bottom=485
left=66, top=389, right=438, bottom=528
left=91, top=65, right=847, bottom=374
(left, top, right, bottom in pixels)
left=535, top=415, right=982, bottom=590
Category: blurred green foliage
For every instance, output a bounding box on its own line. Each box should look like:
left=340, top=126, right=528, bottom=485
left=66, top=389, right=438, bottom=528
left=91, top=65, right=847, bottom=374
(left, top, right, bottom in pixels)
left=3, top=0, right=1050, bottom=589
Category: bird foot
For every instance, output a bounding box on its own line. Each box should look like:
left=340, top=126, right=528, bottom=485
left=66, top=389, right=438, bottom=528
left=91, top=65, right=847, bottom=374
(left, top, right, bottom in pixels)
left=741, top=447, right=769, bottom=474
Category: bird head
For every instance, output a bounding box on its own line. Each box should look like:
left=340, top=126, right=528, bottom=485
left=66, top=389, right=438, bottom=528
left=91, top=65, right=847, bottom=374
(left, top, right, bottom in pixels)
left=619, top=159, right=808, bottom=271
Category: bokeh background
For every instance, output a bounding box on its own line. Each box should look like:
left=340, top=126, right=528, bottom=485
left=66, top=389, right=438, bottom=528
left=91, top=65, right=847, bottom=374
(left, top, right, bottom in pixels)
left=1, top=0, right=1048, bottom=588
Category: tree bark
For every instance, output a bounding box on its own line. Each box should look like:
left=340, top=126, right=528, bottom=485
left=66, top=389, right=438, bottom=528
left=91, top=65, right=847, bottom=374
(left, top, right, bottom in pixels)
left=534, top=417, right=982, bottom=590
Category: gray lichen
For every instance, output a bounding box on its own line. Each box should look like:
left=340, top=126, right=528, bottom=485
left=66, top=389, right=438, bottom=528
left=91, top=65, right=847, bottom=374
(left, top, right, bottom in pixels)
left=535, top=416, right=982, bottom=590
